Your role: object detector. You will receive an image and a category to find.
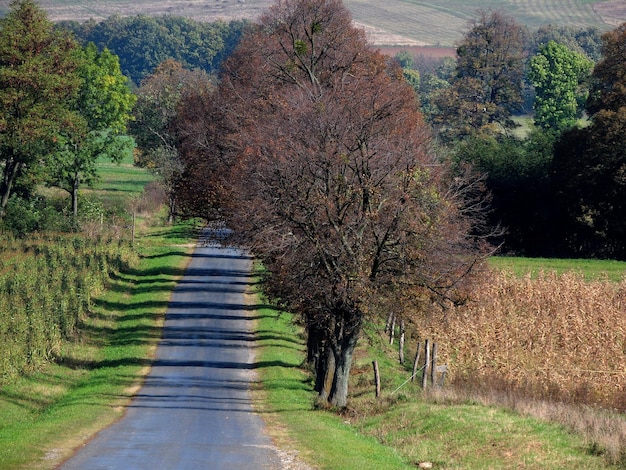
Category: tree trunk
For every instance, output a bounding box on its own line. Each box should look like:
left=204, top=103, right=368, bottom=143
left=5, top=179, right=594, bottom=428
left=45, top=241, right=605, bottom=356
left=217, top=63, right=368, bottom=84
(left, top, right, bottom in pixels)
left=328, top=320, right=361, bottom=408
left=0, top=159, right=20, bottom=216
left=316, top=346, right=335, bottom=403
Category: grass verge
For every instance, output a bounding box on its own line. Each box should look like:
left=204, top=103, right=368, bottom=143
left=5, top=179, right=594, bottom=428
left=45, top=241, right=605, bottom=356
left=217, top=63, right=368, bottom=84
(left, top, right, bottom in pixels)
left=252, top=304, right=414, bottom=469
left=0, top=220, right=200, bottom=470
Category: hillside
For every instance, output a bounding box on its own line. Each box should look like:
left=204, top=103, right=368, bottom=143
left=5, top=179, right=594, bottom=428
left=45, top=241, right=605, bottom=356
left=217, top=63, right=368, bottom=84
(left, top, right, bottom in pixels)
left=0, top=0, right=624, bottom=46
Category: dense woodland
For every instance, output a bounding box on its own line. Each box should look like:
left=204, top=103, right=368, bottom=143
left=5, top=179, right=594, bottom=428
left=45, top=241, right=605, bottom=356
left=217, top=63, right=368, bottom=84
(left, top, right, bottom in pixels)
left=2, top=0, right=626, bottom=408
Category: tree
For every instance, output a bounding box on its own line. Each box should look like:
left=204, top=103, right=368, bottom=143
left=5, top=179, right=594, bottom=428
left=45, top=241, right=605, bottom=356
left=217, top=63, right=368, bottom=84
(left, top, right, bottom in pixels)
left=0, top=0, right=83, bottom=217
left=432, top=10, right=527, bottom=141
left=48, top=43, right=136, bottom=217
left=552, top=23, right=626, bottom=258
left=530, top=25, right=603, bottom=62
left=528, top=41, right=593, bottom=133
left=130, top=59, right=213, bottom=221
left=196, top=0, right=489, bottom=407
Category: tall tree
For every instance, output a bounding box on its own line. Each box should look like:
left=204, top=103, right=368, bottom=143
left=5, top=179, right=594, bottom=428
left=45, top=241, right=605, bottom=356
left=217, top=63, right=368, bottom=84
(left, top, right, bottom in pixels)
left=432, top=10, right=527, bottom=142
left=0, top=0, right=82, bottom=216
left=130, top=59, right=213, bottom=221
left=197, top=0, right=488, bottom=407
left=552, top=23, right=626, bottom=258
left=528, top=41, right=593, bottom=133
left=48, top=43, right=136, bottom=217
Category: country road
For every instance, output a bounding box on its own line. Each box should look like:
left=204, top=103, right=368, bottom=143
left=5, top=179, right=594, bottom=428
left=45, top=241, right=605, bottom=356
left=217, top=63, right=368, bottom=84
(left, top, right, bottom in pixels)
left=60, top=237, right=284, bottom=469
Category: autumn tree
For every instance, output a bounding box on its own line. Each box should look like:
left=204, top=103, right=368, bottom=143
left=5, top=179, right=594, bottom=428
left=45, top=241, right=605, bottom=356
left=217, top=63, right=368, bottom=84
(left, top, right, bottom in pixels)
left=48, top=43, right=136, bottom=217
left=130, top=59, right=214, bottom=221
left=0, top=0, right=83, bottom=217
left=432, top=10, right=527, bottom=142
left=528, top=41, right=593, bottom=133
left=197, top=0, right=488, bottom=407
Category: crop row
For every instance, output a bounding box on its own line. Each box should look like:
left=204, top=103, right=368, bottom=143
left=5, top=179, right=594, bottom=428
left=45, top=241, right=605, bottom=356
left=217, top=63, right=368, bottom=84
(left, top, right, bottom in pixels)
left=0, top=235, right=138, bottom=384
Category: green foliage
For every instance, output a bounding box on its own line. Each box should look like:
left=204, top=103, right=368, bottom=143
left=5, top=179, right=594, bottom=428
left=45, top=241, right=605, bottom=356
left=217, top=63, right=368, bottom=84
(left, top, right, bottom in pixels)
left=549, top=24, right=626, bottom=259
left=0, top=0, right=83, bottom=215
left=59, top=15, right=247, bottom=85
left=432, top=11, right=527, bottom=142
left=528, top=41, right=593, bottom=133
left=453, top=131, right=558, bottom=255
left=47, top=41, right=137, bottom=217
left=530, top=25, right=604, bottom=61
left=1, top=195, right=75, bottom=237
left=402, top=68, right=420, bottom=93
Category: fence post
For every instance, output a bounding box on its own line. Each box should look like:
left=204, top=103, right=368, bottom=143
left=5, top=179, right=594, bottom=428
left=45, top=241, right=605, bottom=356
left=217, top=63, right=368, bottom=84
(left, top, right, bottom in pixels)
left=430, top=342, right=437, bottom=386
left=373, top=360, right=381, bottom=398
left=399, top=320, right=405, bottom=365
left=421, top=339, right=430, bottom=389
left=411, top=341, right=421, bottom=382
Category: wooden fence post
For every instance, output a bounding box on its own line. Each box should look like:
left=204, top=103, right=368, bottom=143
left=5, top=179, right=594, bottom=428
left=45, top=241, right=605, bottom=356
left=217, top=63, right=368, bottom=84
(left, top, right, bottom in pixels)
left=411, top=341, right=421, bottom=382
left=430, top=342, right=437, bottom=386
left=399, top=320, right=405, bottom=365
left=421, top=339, right=430, bottom=389
left=373, top=360, right=381, bottom=398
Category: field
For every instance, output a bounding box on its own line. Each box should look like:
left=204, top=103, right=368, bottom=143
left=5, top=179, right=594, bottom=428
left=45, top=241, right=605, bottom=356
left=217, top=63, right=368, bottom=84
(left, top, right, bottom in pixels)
left=1, top=0, right=624, bottom=46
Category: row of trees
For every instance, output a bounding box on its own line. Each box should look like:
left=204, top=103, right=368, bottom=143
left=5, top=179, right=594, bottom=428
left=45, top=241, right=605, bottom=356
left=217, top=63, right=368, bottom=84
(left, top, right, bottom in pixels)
left=4, top=0, right=626, bottom=405
left=117, top=2, right=626, bottom=404
left=0, top=1, right=242, bottom=232
left=162, top=0, right=492, bottom=407
left=59, top=15, right=246, bottom=85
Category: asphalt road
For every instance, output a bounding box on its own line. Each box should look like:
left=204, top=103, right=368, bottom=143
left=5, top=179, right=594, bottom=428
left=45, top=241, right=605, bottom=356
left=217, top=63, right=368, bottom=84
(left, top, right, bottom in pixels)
left=60, top=239, right=282, bottom=470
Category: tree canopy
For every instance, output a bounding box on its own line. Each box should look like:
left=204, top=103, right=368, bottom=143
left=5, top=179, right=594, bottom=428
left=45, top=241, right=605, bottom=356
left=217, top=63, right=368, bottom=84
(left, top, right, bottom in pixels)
left=432, top=11, right=528, bottom=142
left=551, top=23, right=626, bottom=258
left=59, top=15, right=247, bottom=85
left=130, top=59, right=213, bottom=221
left=180, top=0, right=489, bottom=407
left=48, top=43, right=136, bottom=216
left=0, top=0, right=83, bottom=216
left=528, top=41, right=593, bottom=133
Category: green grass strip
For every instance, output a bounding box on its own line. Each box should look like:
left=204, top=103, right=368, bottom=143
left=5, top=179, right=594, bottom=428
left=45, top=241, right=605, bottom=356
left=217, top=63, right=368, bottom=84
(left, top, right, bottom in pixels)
left=253, top=304, right=414, bottom=469
left=489, top=256, right=626, bottom=281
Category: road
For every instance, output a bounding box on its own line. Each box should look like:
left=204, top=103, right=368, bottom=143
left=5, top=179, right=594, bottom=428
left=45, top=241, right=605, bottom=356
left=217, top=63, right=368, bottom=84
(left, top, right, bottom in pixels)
left=60, top=237, right=282, bottom=469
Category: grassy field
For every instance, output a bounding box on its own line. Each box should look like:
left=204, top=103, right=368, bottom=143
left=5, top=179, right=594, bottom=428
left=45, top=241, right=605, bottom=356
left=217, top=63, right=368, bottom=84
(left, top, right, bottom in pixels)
left=0, top=0, right=622, bottom=46
left=490, top=256, right=626, bottom=281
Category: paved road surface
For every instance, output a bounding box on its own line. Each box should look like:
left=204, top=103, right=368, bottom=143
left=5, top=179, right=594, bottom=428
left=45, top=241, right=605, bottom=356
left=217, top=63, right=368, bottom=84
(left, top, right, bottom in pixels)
left=60, top=239, right=282, bottom=469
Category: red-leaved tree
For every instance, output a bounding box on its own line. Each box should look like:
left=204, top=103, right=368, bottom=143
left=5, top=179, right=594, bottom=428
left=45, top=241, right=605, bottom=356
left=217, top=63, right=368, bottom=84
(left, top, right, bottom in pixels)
left=176, top=0, right=490, bottom=407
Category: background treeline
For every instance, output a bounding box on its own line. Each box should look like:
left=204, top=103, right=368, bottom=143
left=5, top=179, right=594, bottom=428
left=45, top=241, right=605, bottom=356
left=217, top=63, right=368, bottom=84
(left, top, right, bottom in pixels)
left=0, top=234, right=137, bottom=384
left=395, top=18, right=626, bottom=259
left=58, top=15, right=247, bottom=85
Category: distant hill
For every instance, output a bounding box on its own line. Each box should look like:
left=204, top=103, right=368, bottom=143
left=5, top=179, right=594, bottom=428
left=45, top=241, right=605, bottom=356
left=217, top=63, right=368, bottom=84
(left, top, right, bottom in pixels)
left=0, top=0, right=624, bottom=46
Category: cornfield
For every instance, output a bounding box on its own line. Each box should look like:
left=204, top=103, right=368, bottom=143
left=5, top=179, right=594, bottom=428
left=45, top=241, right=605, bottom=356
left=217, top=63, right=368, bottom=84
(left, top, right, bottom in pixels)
left=412, top=269, right=626, bottom=410
left=0, top=234, right=137, bottom=384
